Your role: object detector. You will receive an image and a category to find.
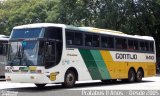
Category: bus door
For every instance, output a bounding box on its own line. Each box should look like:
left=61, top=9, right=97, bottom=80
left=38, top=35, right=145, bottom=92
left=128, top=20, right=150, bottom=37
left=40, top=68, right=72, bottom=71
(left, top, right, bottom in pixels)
left=45, top=40, right=57, bottom=69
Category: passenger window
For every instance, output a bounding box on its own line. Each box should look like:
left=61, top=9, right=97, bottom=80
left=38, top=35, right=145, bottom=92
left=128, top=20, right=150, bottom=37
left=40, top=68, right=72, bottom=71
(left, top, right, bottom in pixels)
left=66, top=31, right=74, bottom=45
left=45, top=27, right=62, bottom=40
left=128, top=40, right=138, bottom=50
left=0, top=44, right=3, bottom=55
left=101, top=36, right=108, bottom=48
left=101, top=36, right=114, bottom=48
left=85, top=34, right=92, bottom=46
left=149, top=42, right=154, bottom=52
left=116, top=38, right=127, bottom=49
left=74, top=32, right=83, bottom=46
left=93, top=35, right=99, bottom=47
left=108, top=37, right=114, bottom=48
left=139, top=41, right=149, bottom=51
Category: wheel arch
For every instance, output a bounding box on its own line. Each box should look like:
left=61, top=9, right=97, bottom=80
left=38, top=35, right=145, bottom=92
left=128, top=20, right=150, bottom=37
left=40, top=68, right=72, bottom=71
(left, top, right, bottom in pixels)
left=129, top=67, right=136, bottom=73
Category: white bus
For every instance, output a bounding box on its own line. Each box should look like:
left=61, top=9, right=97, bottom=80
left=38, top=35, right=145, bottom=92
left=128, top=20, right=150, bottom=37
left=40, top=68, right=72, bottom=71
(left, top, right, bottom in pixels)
left=0, top=35, right=9, bottom=78
left=5, top=23, right=156, bottom=88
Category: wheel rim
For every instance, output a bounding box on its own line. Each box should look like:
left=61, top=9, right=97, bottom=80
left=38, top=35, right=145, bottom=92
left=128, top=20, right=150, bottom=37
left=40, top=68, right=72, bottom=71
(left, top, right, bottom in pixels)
left=137, top=70, right=142, bottom=80
left=130, top=72, right=134, bottom=81
left=66, top=73, right=75, bottom=85
left=129, top=70, right=135, bottom=82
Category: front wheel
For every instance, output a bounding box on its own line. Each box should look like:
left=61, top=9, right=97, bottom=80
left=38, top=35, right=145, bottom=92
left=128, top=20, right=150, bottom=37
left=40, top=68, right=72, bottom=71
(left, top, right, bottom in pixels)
left=35, top=84, right=46, bottom=88
left=62, top=70, right=76, bottom=88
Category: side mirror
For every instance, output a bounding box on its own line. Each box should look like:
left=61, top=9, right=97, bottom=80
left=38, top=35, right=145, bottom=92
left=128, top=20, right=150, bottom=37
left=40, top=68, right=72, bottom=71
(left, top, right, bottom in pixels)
left=47, top=45, right=52, bottom=55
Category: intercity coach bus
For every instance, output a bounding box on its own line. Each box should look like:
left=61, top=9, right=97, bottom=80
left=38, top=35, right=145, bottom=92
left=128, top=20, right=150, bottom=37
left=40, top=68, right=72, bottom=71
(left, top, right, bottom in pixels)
left=5, top=23, right=156, bottom=88
left=0, top=35, right=9, bottom=79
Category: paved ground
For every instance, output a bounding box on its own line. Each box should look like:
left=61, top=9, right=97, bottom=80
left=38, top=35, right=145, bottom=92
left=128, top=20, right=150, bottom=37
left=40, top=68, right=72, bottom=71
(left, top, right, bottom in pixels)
left=0, top=76, right=160, bottom=96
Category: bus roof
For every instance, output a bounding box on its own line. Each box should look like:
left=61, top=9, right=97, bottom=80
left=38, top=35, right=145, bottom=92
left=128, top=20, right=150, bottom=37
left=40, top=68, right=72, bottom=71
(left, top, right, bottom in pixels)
left=13, top=23, right=154, bottom=41
left=13, top=23, right=66, bottom=29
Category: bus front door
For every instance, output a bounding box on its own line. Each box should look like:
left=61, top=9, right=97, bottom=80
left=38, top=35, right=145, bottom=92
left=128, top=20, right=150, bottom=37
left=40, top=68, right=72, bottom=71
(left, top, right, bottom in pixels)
left=45, top=41, right=57, bottom=69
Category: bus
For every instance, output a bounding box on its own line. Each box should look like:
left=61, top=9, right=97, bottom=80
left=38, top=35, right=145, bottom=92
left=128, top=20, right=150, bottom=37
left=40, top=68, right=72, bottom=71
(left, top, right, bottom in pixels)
left=0, top=35, right=9, bottom=79
left=5, top=23, right=156, bottom=88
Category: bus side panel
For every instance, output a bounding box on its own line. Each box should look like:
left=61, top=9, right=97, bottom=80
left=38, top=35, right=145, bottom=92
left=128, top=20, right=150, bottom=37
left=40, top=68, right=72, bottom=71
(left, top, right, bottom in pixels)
left=100, top=50, right=156, bottom=79
left=64, top=49, right=93, bottom=81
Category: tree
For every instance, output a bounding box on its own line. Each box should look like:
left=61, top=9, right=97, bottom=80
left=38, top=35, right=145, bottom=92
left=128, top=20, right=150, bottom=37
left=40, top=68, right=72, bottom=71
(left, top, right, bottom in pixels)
left=0, top=0, right=60, bottom=35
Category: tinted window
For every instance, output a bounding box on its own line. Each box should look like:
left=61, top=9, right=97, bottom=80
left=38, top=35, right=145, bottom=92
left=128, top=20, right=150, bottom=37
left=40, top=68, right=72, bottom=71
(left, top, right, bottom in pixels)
left=0, top=44, right=3, bottom=55
left=93, top=35, right=100, bottom=47
left=128, top=40, right=138, bottom=50
left=149, top=42, right=154, bottom=52
left=116, top=38, right=127, bottom=49
left=66, top=31, right=74, bottom=45
left=85, top=34, right=92, bottom=46
left=0, top=43, right=8, bottom=55
left=45, top=27, right=62, bottom=40
left=66, top=31, right=83, bottom=46
left=12, top=28, right=42, bottom=39
left=139, top=41, right=149, bottom=51
left=101, top=36, right=114, bottom=48
left=74, top=32, right=83, bottom=46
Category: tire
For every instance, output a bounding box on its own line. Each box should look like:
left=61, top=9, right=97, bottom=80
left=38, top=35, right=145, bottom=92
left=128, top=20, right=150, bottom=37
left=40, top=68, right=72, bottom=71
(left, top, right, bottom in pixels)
left=63, top=70, right=76, bottom=88
left=35, top=84, right=46, bottom=88
left=136, top=69, right=143, bottom=82
left=128, top=68, right=136, bottom=83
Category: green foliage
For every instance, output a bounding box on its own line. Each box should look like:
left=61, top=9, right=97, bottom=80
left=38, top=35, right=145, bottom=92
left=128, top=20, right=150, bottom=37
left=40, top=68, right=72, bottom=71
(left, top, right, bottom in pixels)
left=0, top=0, right=160, bottom=52
left=0, top=0, right=59, bottom=35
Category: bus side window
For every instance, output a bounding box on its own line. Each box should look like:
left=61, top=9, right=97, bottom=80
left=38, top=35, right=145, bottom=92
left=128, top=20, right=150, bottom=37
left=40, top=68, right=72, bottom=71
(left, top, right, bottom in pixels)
left=145, top=41, right=149, bottom=51
left=128, top=39, right=139, bottom=51
left=0, top=44, right=3, bottom=55
left=116, top=38, right=127, bottom=50
left=108, top=37, right=114, bottom=48
left=93, top=35, right=99, bottom=47
left=140, top=41, right=149, bottom=51
left=74, top=32, right=83, bottom=46
left=85, top=34, right=92, bottom=47
left=2, top=44, right=8, bottom=55
left=128, top=40, right=134, bottom=50
left=101, top=36, right=108, bottom=48
left=149, top=42, right=154, bottom=52
left=134, top=40, right=139, bottom=50
left=101, top=36, right=114, bottom=49
left=66, top=31, right=74, bottom=45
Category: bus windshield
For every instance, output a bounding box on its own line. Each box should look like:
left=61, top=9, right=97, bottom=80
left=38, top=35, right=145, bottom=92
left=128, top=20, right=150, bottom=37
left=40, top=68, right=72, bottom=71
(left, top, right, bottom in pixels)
left=11, top=28, right=43, bottom=39
left=8, top=41, right=40, bottom=66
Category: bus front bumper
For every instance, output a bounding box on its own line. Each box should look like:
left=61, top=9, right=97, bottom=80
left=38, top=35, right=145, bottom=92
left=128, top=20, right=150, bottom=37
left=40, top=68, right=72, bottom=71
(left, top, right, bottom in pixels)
left=5, top=73, right=54, bottom=84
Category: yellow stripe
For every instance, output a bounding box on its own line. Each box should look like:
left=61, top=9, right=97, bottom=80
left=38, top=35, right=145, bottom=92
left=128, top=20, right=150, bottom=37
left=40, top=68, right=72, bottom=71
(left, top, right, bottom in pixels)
left=100, top=50, right=116, bottom=79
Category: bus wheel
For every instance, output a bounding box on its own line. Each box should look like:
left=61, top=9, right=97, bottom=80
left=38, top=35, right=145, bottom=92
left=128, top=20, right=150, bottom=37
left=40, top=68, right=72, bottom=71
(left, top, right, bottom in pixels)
left=35, top=84, right=46, bottom=88
left=63, top=70, right=76, bottom=88
left=128, top=68, right=136, bottom=83
left=136, top=69, right=143, bottom=82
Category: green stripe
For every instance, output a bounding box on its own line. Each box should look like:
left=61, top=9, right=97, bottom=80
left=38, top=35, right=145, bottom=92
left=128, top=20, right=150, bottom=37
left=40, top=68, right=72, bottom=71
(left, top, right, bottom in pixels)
left=90, top=50, right=111, bottom=79
left=79, top=49, right=102, bottom=80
